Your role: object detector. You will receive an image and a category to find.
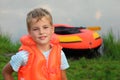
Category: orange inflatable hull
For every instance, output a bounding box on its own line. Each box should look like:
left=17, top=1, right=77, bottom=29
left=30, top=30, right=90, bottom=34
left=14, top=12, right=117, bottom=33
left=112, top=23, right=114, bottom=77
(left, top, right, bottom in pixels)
left=53, top=24, right=102, bottom=50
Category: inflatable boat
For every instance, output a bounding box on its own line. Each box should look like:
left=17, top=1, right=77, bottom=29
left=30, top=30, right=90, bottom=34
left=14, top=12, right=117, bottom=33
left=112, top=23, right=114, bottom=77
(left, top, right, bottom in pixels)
left=52, top=24, right=103, bottom=57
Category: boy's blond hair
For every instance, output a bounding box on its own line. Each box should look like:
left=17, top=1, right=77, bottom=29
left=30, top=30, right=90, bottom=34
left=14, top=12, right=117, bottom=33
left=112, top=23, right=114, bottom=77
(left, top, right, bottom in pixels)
left=26, top=8, right=53, bottom=31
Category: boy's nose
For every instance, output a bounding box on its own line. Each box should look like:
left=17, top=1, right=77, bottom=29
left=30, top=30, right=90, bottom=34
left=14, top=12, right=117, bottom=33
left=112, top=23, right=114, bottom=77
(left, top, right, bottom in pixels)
left=39, top=29, right=44, bottom=34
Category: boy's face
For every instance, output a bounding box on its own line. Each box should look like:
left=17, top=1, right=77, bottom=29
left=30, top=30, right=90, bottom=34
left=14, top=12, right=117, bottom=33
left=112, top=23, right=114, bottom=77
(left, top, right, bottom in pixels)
left=28, top=17, right=54, bottom=46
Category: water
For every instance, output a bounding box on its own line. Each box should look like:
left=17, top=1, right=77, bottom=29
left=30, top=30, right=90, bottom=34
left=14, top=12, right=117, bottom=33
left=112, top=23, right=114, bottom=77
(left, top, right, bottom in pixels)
left=0, top=0, right=120, bottom=42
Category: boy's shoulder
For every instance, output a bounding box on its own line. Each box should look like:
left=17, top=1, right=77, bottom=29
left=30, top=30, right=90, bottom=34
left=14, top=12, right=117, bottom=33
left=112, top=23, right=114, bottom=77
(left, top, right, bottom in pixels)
left=12, top=50, right=29, bottom=59
left=16, top=50, right=28, bottom=55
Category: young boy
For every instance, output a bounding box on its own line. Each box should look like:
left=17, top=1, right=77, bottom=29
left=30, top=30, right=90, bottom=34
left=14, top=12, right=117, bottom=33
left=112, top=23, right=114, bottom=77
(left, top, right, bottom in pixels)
left=2, top=8, right=69, bottom=80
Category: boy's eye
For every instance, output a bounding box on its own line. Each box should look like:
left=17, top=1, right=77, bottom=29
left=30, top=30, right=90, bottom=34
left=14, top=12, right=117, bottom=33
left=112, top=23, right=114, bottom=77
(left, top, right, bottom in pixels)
left=43, top=26, right=49, bottom=29
left=33, top=28, right=38, bottom=31
left=43, top=25, right=50, bottom=29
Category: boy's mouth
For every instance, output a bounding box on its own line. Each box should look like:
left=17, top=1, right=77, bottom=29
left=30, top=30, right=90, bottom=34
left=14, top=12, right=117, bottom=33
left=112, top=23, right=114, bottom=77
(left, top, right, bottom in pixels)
left=39, top=36, right=47, bottom=40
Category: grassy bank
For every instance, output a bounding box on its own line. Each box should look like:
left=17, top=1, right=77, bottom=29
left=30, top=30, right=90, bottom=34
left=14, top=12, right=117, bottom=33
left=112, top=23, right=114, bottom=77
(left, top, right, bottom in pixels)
left=0, top=31, right=120, bottom=80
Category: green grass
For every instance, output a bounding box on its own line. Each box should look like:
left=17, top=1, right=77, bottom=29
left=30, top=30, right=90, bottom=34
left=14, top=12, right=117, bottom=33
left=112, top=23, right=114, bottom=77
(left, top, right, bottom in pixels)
left=67, top=58, right=120, bottom=80
left=0, top=30, right=120, bottom=80
left=0, top=33, right=20, bottom=54
left=102, top=30, right=120, bottom=61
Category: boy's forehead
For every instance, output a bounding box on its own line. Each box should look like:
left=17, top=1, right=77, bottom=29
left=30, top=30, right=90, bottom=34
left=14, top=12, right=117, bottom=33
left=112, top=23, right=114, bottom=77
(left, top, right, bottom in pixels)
left=30, top=17, right=51, bottom=26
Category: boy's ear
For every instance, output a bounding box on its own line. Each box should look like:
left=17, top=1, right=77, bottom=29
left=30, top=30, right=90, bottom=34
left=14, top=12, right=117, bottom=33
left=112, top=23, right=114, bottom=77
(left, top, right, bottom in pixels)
left=28, top=30, right=31, bottom=35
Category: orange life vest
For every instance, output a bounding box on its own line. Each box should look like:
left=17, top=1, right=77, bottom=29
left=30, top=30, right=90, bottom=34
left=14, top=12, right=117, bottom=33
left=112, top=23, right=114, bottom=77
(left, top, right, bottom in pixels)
left=18, top=35, right=62, bottom=80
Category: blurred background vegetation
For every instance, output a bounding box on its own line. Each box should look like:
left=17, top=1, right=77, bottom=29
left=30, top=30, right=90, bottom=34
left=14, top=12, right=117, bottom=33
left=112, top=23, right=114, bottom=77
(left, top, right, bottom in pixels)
left=0, top=30, right=120, bottom=80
